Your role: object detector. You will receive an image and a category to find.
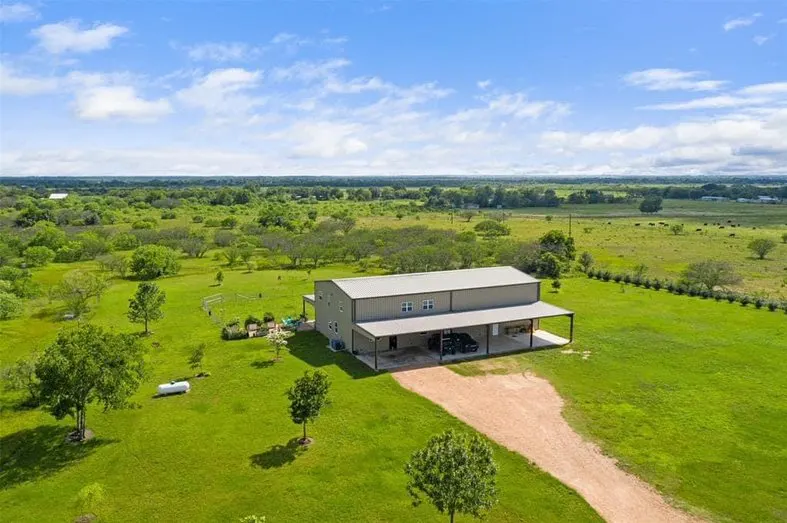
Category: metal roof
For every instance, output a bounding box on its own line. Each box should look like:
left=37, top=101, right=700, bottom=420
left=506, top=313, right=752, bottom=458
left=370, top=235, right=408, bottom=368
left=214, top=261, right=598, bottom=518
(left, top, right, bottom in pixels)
left=354, top=301, right=572, bottom=338
left=332, top=266, right=538, bottom=299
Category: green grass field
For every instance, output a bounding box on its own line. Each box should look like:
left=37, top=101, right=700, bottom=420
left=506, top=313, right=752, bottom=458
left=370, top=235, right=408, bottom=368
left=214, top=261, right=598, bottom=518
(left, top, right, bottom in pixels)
left=0, top=260, right=600, bottom=523
left=361, top=199, right=787, bottom=298
left=1, top=197, right=786, bottom=522
left=455, top=278, right=787, bottom=522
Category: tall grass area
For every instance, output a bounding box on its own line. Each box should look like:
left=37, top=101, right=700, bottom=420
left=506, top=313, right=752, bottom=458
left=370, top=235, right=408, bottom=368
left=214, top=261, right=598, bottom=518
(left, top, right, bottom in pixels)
left=0, top=260, right=600, bottom=522
left=455, top=278, right=787, bottom=523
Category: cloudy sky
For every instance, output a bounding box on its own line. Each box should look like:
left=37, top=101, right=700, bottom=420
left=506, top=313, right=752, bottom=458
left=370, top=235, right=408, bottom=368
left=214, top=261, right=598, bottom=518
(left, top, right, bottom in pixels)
left=1, top=1, right=786, bottom=176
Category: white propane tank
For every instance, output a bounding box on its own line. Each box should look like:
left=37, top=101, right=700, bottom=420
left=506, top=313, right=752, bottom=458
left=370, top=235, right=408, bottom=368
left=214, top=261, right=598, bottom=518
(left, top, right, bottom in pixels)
left=157, top=381, right=190, bottom=396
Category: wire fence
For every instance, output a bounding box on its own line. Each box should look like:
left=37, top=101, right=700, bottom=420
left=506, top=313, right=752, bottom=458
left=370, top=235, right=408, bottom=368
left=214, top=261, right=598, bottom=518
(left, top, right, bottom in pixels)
left=201, top=293, right=265, bottom=326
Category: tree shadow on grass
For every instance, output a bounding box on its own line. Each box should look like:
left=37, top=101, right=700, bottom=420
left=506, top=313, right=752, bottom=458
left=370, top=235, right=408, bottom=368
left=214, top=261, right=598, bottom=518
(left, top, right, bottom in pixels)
left=0, top=425, right=116, bottom=490
left=288, top=332, right=376, bottom=380
left=250, top=359, right=276, bottom=369
left=249, top=438, right=306, bottom=469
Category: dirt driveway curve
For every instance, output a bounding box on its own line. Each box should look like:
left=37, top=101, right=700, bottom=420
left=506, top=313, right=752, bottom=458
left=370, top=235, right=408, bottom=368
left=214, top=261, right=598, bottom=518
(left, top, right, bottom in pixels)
left=394, top=366, right=702, bottom=523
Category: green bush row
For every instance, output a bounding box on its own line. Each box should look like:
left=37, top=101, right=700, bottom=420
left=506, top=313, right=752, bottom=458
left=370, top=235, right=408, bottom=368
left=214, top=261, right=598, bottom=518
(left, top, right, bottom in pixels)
left=585, top=269, right=787, bottom=312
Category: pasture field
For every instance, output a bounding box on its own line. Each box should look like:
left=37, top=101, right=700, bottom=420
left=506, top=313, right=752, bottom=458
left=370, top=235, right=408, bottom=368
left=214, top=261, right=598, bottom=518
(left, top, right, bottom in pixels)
left=454, top=278, right=787, bottom=523
left=0, top=259, right=600, bottom=523
left=360, top=199, right=787, bottom=298
left=1, top=196, right=785, bottom=523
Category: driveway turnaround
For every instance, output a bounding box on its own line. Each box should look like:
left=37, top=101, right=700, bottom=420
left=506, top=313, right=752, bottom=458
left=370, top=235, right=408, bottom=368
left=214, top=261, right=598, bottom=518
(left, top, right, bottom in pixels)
left=394, top=366, right=703, bottom=523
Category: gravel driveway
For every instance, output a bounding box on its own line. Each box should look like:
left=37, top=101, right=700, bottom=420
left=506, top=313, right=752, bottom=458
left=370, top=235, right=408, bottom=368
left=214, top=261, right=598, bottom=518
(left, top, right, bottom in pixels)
left=394, top=366, right=703, bottom=523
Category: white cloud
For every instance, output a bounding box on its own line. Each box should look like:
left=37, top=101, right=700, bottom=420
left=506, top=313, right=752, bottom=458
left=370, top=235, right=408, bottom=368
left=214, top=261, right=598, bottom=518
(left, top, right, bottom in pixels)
left=322, top=36, right=348, bottom=45
left=487, top=92, right=571, bottom=119
left=282, top=121, right=368, bottom=158
left=0, top=64, right=58, bottom=95
left=31, top=20, right=128, bottom=54
left=0, top=3, right=38, bottom=22
left=176, top=68, right=264, bottom=117
left=738, top=82, right=787, bottom=95
left=723, top=13, right=761, bottom=31
left=752, top=35, right=772, bottom=46
left=623, top=69, right=726, bottom=91
left=182, top=42, right=261, bottom=62
left=271, top=58, right=351, bottom=82
left=641, top=95, right=772, bottom=111
left=477, top=79, right=492, bottom=90
left=779, top=18, right=787, bottom=24
left=73, top=85, right=172, bottom=121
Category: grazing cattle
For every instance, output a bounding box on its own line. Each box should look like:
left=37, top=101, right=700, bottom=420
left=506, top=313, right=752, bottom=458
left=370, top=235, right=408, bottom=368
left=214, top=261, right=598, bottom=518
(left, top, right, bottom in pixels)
left=703, top=223, right=708, bottom=226
left=727, top=220, right=732, bottom=223
left=752, top=227, right=757, bottom=230
left=729, top=233, right=736, bottom=237
left=607, top=221, right=612, bottom=225
left=719, top=226, right=725, bottom=229
left=695, top=229, right=702, bottom=232
left=658, top=222, right=665, bottom=225
left=635, top=223, right=641, bottom=226
left=649, top=223, right=655, bottom=226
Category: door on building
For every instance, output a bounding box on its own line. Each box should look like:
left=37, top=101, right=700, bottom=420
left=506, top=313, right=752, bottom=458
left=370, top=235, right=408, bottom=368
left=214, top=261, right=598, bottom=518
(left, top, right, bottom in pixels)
left=389, top=335, right=398, bottom=351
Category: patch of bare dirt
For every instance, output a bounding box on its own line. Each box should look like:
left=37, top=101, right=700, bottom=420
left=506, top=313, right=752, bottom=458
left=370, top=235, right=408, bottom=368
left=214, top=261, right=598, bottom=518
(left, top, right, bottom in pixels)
left=394, top=366, right=703, bottom=523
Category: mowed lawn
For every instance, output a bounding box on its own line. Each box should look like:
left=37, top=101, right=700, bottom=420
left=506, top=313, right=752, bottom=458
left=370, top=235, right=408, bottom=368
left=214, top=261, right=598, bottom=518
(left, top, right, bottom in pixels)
left=455, top=278, right=787, bottom=523
left=0, top=260, right=600, bottom=523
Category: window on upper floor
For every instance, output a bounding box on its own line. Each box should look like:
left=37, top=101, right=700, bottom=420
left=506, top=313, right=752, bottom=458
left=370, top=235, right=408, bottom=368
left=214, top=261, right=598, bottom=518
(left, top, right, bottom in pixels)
left=339, top=300, right=343, bottom=312
left=401, top=301, right=413, bottom=313
left=328, top=292, right=332, bottom=306
left=318, top=291, right=323, bottom=300
left=422, top=299, right=434, bottom=310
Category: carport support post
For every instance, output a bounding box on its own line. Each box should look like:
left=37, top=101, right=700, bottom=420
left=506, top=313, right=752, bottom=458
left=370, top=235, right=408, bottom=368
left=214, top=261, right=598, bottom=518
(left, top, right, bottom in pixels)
left=374, top=338, right=378, bottom=371
left=486, top=324, right=490, bottom=355
left=569, top=314, right=575, bottom=342
left=530, top=320, right=534, bottom=348
left=439, top=330, right=443, bottom=362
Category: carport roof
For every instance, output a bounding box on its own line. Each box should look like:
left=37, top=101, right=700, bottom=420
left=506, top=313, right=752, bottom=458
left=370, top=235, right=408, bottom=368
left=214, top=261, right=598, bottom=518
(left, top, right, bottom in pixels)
left=354, top=301, right=573, bottom=339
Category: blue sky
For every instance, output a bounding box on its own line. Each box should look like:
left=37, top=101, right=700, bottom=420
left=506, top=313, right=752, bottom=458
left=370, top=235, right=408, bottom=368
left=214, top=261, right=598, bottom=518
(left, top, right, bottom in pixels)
left=1, top=1, right=786, bottom=176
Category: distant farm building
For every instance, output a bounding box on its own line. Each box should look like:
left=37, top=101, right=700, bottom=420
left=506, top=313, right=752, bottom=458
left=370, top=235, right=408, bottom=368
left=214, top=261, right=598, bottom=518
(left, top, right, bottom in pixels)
left=48, top=193, right=69, bottom=200
left=700, top=196, right=727, bottom=202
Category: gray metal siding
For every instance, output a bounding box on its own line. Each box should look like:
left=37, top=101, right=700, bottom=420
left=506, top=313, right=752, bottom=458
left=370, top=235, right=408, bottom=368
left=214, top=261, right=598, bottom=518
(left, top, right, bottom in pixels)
left=451, top=283, right=539, bottom=312
left=314, top=281, right=354, bottom=347
left=355, top=291, right=451, bottom=322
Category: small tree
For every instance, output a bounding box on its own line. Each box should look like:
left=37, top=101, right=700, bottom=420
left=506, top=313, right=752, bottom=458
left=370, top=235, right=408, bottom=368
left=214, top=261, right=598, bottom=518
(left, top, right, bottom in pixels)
left=748, top=238, right=777, bottom=260
left=224, top=245, right=241, bottom=269
left=782, top=232, right=787, bottom=244
left=36, top=323, right=146, bottom=441
left=23, top=245, right=55, bottom=267
left=474, top=220, right=510, bottom=239
left=127, top=282, right=166, bottom=335
left=682, top=260, right=741, bottom=291
left=551, top=279, right=562, bottom=292
left=0, top=291, right=23, bottom=320
left=54, top=270, right=109, bottom=317
left=405, top=430, right=498, bottom=522
left=215, top=270, right=224, bottom=286
left=188, top=343, right=206, bottom=377
left=578, top=251, right=594, bottom=273
left=1, top=352, right=41, bottom=406
left=286, top=370, right=330, bottom=444
left=266, top=328, right=294, bottom=360
left=633, top=263, right=648, bottom=278
left=670, top=224, right=684, bottom=235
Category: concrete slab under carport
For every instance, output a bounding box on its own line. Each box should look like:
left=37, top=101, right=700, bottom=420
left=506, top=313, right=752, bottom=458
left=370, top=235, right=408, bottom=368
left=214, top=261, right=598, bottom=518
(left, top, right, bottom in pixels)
left=355, top=330, right=569, bottom=371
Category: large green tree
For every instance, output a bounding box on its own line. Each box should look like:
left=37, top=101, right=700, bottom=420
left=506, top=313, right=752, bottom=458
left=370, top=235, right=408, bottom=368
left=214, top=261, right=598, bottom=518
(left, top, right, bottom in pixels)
left=286, top=370, right=330, bottom=444
left=639, top=195, right=663, bottom=214
left=128, top=282, right=166, bottom=334
left=129, top=245, right=181, bottom=280
left=405, top=430, right=498, bottom=522
left=36, top=323, right=146, bottom=441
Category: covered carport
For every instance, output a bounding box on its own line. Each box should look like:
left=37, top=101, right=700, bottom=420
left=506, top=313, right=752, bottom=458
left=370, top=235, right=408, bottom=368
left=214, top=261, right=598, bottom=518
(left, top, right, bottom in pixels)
left=352, top=301, right=574, bottom=371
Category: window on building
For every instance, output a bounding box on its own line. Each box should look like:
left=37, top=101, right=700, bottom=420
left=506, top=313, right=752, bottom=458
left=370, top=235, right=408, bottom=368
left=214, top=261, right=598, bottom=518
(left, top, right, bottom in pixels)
left=318, top=291, right=323, bottom=300
left=422, top=299, right=434, bottom=310
left=335, top=322, right=339, bottom=334
left=327, top=321, right=333, bottom=331
left=338, top=300, right=343, bottom=312
left=328, top=293, right=332, bottom=306
left=401, top=301, right=413, bottom=312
